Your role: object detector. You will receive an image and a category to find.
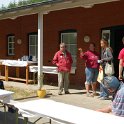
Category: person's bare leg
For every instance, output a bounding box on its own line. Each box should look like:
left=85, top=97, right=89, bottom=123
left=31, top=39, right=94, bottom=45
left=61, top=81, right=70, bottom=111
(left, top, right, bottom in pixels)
left=85, top=84, right=90, bottom=96
left=91, top=82, right=97, bottom=96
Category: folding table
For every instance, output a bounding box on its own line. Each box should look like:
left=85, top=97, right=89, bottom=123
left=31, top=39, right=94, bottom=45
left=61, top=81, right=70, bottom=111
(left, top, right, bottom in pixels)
left=14, top=99, right=124, bottom=124
left=0, top=89, right=14, bottom=124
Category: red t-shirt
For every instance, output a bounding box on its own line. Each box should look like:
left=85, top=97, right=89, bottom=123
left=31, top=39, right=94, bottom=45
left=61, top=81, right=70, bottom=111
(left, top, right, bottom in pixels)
left=80, top=50, right=99, bottom=69
left=118, top=48, right=124, bottom=66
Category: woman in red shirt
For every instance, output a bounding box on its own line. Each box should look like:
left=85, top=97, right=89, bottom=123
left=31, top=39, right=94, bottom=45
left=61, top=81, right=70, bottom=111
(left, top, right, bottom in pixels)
left=79, top=42, right=99, bottom=97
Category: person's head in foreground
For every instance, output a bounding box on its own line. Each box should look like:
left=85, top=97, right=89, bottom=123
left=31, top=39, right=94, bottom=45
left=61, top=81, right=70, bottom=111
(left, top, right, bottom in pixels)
left=97, top=76, right=124, bottom=117
left=103, top=76, right=120, bottom=96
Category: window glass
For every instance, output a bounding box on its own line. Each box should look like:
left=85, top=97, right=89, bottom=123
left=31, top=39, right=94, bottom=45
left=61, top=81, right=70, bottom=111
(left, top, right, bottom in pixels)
left=29, top=34, right=38, bottom=59
left=8, top=35, right=15, bottom=55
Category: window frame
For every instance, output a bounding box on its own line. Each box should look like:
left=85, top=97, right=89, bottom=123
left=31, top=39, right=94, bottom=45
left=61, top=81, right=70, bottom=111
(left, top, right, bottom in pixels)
left=28, top=33, right=38, bottom=59
left=60, top=30, right=77, bottom=67
left=7, top=35, right=15, bottom=56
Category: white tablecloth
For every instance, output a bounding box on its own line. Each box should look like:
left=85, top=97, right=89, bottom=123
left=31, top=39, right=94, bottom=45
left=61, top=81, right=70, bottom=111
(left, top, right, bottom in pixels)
left=14, top=99, right=124, bottom=124
left=29, top=66, right=58, bottom=74
left=0, top=89, right=14, bottom=103
left=2, top=60, right=36, bottom=67
left=29, top=66, right=76, bottom=74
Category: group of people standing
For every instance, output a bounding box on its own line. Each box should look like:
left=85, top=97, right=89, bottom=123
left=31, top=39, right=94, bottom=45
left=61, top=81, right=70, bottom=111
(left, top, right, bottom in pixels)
left=52, top=37, right=123, bottom=97
left=52, top=37, right=113, bottom=97
left=52, top=37, right=124, bottom=117
left=79, top=37, right=114, bottom=99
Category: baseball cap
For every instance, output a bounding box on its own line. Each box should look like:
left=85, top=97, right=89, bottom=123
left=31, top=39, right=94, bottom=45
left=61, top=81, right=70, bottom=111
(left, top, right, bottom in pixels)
left=103, top=76, right=120, bottom=90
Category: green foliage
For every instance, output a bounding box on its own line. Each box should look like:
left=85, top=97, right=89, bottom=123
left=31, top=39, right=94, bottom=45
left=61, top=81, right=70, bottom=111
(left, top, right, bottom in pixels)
left=0, top=0, right=49, bottom=10
left=18, top=0, right=29, bottom=6
left=8, top=1, right=17, bottom=9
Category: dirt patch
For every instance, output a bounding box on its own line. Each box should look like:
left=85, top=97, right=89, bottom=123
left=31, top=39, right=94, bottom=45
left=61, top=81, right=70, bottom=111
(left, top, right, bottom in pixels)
left=5, top=86, right=37, bottom=100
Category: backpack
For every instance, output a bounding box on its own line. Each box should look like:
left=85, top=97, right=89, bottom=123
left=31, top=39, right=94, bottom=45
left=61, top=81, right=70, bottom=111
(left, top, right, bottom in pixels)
left=0, top=80, right=4, bottom=89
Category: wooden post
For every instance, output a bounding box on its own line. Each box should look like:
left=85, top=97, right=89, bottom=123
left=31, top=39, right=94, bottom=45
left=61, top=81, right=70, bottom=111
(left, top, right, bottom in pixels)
left=26, top=65, right=29, bottom=84
left=16, top=67, right=19, bottom=78
left=5, top=66, right=8, bottom=81
left=0, top=62, right=2, bottom=76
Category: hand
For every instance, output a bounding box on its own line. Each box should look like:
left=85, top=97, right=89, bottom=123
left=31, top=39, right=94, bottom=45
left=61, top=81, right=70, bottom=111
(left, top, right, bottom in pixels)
left=118, top=76, right=123, bottom=80
left=78, top=48, right=83, bottom=53
left=100, top=59, right=104, bottom=63
left=56, top=63, right=59, bottom=67
left=98, top=60, right=102, bottom=63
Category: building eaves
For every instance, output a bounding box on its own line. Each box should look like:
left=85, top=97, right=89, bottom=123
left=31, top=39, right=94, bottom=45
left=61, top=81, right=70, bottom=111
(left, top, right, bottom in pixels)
left=0, top=0, right=120, bottom=20
left=0, top=0, right=65, bottom=14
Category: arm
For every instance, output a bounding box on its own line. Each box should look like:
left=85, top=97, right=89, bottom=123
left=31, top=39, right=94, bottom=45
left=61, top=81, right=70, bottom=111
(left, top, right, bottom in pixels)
left=70, top=54, right=73, bottom=65
left=119, top=59, right=123, bottom=80
left=96, top=105, right=112, bottom=113
left=78, top=48, right=86, bottom=59
left=52, top=52, right=59, bottom=66
left=102, top=48, right=113, bottom=61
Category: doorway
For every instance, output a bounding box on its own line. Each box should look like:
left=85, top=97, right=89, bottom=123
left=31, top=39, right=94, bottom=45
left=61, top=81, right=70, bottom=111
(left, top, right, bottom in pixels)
left=113, top=28, right=124, bottom=77
left=102, top=25, right=124, bottom=77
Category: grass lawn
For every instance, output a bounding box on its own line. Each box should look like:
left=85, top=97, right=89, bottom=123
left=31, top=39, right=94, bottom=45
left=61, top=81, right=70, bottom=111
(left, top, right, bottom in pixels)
left=5, top=86, right=37, bottom=100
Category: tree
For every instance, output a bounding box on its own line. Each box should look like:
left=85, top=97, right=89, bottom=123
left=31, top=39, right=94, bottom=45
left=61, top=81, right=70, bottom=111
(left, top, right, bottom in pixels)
left=8, top=0, right=17, bottom=9
left=0, top=0, right=49, bottom=11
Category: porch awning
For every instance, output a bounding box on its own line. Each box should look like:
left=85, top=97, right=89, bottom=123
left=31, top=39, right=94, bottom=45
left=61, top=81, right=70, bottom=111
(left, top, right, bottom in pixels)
left=0, top=0, right=120, bottom=20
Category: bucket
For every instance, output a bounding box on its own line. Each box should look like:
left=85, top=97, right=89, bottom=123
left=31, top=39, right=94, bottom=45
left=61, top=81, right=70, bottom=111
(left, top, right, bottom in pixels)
left=37, top=89, right=46, bottom=98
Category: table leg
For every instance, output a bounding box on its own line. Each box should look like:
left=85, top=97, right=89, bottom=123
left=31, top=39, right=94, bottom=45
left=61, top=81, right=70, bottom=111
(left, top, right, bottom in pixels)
left=15, top=109, right=19, bottom=124
left=24, top=117, right=28, bottom=124
left=4, top=105, right=7, bottom=124
left=50, top=119, right=51, bottom=124
left=26, top=66, right=29, bottom=84
left=16, top=67, right=19, bottom=78
left=5, top=66, right=8, bottom=81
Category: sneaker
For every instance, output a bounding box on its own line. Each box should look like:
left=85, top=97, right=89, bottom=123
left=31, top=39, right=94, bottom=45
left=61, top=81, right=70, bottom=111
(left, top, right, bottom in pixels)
left=58, top=91, right=62, bottom=95
left=58, top=92, right=62, bottom=95
left=92, top=92, right=97, bottom=96
left=89, top=93, right=94, bottom=97
left=86, top=92, right=90, bottom=97
left=99, top=97, right=109, bottom=100
left=98, top=96, right=102, bottom=98
left=65, top=91, right=70, bottom=94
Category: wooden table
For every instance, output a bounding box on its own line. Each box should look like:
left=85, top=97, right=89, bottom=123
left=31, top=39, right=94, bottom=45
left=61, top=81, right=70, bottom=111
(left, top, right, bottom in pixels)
left=2, top=60, right=37, bottom=84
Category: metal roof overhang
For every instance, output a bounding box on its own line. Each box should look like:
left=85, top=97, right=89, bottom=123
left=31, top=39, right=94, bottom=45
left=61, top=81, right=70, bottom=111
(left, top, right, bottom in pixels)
left=0, top=0, right=120, bottom=20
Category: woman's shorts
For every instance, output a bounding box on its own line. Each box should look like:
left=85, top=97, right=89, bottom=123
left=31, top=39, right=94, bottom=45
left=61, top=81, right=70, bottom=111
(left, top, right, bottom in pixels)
left=85, top=67, right=98, bottom=85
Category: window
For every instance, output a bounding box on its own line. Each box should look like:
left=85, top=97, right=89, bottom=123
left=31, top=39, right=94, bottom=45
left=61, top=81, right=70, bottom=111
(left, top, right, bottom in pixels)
left=61, top=32, right=77, bottom=67
left=102, top=30, right=110, bottom=46
left=29, top=34, right=38, bottom=59
left=8, top=35, right=15, bottom=55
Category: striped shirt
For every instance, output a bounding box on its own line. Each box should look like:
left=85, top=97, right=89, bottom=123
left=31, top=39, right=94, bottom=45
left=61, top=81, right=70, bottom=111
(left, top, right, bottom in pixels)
left=112, top=83, right=124, bottom=117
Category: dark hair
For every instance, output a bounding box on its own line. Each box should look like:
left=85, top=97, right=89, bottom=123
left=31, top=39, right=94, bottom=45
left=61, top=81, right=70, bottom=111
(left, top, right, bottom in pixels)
left=90, top=42, right=95, bottom=47
left=101, top=38, right=113, bottom=52
left=102, top=35, right=109, bottom=42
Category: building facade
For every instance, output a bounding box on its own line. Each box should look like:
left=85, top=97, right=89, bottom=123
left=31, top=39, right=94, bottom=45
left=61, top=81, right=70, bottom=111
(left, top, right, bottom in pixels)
left=0, top=0, right=124, bottom=87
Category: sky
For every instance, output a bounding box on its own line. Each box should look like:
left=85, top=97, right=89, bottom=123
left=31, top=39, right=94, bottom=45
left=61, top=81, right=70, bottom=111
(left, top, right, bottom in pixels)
left=0, top=0, right=20, bottom=7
